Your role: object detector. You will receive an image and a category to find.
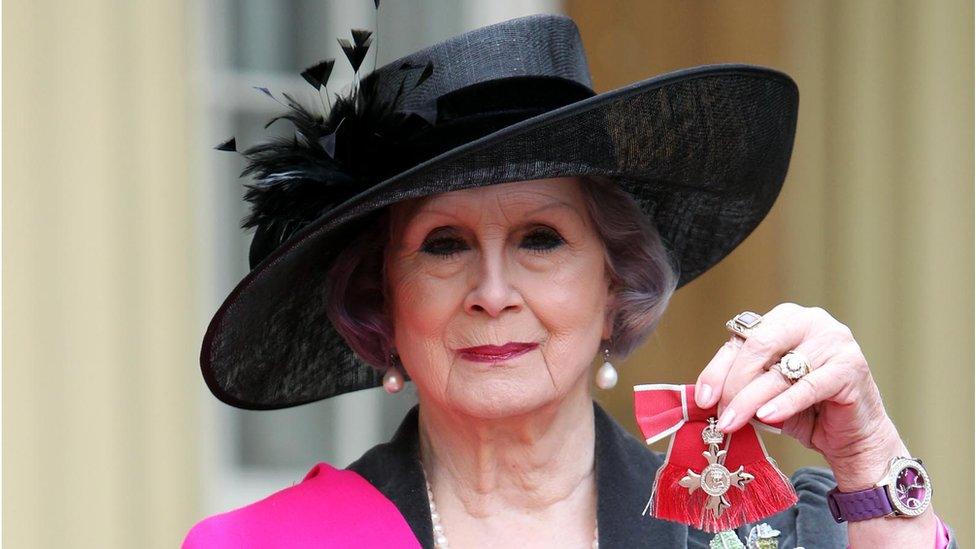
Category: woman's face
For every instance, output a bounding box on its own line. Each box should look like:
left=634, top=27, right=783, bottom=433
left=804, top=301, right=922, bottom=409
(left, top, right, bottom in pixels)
left=385, top=177, right=613, bottom=419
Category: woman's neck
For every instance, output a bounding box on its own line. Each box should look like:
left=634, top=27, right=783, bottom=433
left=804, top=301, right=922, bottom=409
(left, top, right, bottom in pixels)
left=416, top=380, right=596, bottom=519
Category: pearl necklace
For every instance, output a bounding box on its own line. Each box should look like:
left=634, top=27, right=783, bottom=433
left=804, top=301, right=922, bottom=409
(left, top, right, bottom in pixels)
left=422, top=468, right=599, bottom=549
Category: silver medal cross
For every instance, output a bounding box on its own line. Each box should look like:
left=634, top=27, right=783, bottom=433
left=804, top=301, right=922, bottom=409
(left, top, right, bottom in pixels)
left=679, top=418, right=755, bottom=518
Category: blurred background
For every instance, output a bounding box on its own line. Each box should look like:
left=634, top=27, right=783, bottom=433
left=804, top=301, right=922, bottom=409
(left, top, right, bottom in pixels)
left=5, top=1, right=973, bottom=547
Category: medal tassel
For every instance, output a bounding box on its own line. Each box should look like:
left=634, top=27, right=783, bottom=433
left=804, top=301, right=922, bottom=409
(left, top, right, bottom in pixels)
left=646, top=458, right=797, bottom=533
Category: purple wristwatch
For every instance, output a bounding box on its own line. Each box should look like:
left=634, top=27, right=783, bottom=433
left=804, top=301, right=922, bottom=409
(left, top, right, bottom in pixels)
left=826, top=457, right=932, bottom=522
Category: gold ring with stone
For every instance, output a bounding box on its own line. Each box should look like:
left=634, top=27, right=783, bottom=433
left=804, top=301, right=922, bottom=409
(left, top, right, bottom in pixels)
left=770, top=350, right=812, bottom=383
left=725, top=311, right=763, bottom=340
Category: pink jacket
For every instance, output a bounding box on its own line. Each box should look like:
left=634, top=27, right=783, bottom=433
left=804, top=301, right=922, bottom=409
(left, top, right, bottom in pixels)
left=182, top=462, right=420, bottom=548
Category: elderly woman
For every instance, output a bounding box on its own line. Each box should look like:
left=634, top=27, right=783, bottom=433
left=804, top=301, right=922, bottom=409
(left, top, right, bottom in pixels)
left=185, top=13, right=955, bottom=549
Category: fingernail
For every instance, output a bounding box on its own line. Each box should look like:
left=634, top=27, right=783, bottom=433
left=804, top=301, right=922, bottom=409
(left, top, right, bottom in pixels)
left=717, top=408, right=736, bottom=431
left=696, top=384, right=712, bottom=407
left=757, top=403, right=777, bottom=420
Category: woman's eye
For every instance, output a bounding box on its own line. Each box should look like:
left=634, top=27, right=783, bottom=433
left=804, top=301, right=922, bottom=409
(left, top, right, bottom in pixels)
left=522, top=228, right=564, bottom=252
left=421, top=237, right=466, bottom=257
left=420, top=228, right=564, bottom=257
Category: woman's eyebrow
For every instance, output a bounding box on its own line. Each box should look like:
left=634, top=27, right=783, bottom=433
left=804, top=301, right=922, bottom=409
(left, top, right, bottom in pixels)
left=525, top=200, right=582, bottom=220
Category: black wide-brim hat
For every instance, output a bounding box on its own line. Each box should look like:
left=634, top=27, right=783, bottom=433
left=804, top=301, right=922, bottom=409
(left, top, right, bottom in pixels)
left=202, top=13, right=799, bottom=410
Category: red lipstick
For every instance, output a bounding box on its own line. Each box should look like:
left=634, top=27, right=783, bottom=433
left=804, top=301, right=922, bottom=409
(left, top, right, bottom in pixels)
left=458, top=342, right=537, bottom=363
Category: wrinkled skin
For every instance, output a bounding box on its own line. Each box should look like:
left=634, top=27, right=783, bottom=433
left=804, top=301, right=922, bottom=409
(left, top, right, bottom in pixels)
left=696, top=302, right=940, bottom=546
left=385, top=176, right=613, bottom=420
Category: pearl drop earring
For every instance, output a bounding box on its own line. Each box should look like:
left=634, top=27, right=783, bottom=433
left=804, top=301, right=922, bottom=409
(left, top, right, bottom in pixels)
left=596, top=345, right=618, bottom=390
left=384, top=351, right=404, bottom=394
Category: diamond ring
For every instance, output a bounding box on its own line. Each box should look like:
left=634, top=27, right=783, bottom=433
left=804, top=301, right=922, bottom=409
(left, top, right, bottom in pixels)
left=770, top=350, right=812, bottom=383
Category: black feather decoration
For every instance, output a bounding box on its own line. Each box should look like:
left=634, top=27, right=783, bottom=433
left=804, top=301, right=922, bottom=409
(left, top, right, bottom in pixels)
left=300, top=59, right=335, bottom=90
left=397, top=60, right=434, bottom=90
left=235, top=57, right=436, bottom=267
left=253, top=86, right=277, bottom=102
left=317, top=117, right=345, bottom=158
left=338, top=29, right=374, bottom=73
left=351, top=29, right=373, bottom=49
left=415, top=60, right=434, bottom=89
left=214, top=137, right=237, bottom=152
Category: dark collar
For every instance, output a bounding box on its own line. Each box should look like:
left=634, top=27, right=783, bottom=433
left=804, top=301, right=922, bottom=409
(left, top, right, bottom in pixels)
left=346, top=399, right=707, bottom=548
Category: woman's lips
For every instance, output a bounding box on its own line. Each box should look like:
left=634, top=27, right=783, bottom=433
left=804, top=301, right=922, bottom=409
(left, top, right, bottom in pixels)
left=458, top=342, right=538, bottom=363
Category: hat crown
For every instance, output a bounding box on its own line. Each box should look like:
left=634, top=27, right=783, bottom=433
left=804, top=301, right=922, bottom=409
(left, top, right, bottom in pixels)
left=367, top=13, right=593, bottom=111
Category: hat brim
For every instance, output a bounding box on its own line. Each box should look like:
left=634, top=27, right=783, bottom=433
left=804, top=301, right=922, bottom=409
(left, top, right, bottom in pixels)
left=201, top=63, right=799, bottom=410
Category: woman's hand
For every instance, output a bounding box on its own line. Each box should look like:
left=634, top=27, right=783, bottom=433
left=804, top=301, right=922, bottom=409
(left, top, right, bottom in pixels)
left=693, top=302, right=943, bottom=547
left=693, top=302, right=901, bottom=490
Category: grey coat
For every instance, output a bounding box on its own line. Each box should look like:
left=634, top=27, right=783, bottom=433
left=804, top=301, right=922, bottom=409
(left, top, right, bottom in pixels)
left=346, top=400, right=957, bottom=548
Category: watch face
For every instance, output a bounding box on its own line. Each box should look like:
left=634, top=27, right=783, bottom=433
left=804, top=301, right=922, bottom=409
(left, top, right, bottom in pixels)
left=889, top=460, right=932, bottom=516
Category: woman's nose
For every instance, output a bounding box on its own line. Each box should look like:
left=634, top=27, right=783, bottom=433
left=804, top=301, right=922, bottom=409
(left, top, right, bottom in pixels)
left=463, top=250, right=523, bottom=317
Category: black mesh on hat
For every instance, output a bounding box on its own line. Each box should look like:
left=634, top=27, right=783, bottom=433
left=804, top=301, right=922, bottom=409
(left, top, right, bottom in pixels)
left=201, top=61, right=798, bottom=410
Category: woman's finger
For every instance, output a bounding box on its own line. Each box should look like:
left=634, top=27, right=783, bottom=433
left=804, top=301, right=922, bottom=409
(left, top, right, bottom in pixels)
left=717, top=338, right=832, bottom=432
left=716, top=366, right=792, bottom=432
left=716, top=303, right=806, bottom=411
left=752, top=360, right=850, bottom=424
left=694, top=335, right=742, bottom=408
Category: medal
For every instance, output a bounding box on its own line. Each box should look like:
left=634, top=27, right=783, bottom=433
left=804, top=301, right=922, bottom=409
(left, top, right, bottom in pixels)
left=634, top=384, right=798, bottom=533
left=679, top=418, right=755, bottom=518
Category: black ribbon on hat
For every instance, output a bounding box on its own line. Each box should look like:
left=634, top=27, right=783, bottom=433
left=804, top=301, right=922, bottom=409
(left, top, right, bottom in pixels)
left=391, top=75, right=597, bottom=171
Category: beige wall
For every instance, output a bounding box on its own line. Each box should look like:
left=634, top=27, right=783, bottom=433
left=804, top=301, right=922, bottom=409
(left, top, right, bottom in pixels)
left=4, top=2, right=199, bottom=548
left=568, top=0, right=974, bottom=545
left=4, top=0, right=972, bottom=548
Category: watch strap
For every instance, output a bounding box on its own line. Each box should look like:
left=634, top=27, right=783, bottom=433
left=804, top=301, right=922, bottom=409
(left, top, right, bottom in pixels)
left=826, top=486, right=894, bottom=522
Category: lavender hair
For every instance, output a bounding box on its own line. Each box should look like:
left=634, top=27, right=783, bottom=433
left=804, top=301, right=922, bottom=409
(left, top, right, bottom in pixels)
left=323, top=175, right=679, bottom=372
